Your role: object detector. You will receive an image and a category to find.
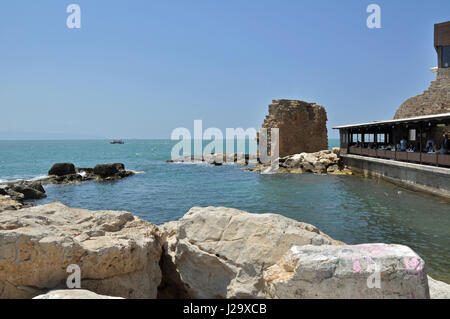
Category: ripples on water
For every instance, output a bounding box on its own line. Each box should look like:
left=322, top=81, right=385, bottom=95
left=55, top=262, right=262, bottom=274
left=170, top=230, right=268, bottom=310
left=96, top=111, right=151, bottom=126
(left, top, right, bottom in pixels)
left=0, top=140, right=449, bottom=283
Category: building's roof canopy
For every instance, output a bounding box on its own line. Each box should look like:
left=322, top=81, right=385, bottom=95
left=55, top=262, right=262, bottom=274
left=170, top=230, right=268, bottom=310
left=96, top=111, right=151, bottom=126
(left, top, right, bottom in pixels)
left=333, top=112, right=450, bottom=130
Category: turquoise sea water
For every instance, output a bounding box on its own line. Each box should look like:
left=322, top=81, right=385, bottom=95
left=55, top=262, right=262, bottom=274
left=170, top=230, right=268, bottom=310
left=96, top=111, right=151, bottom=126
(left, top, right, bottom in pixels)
left=0, top=139, right=449, bottom=283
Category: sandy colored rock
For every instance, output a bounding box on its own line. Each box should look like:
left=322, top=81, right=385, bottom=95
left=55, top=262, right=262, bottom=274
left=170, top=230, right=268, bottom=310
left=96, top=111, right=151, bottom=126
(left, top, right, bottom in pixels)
left=428, top=276, right=450, bottom=299
left=160, top=206, right=343, bottom=299
left=394, top=68, right=450, bottom=119
left=0, top=195, right=26, bottom=212
left=33, top=289, right=124, bottom=299
left=264, top=244, right=430, bottom=299
left=0, top=202, right=163, bottom=299
left=251, top=148, right=351, bottom=175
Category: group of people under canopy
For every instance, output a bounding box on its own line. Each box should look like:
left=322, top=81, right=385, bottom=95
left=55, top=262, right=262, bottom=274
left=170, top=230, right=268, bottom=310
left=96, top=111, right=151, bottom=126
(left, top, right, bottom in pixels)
left=351, top=133, right=449, bottom=154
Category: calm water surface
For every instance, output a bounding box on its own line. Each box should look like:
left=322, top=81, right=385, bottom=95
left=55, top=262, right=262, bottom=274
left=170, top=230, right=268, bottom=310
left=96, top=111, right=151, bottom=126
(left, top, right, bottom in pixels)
left=0, top=139, right=449, bottom=283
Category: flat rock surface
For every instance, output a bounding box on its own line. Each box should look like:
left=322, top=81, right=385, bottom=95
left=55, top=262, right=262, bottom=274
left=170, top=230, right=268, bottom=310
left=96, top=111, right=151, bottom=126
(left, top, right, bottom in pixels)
left=264, top=244, right=430, bottom=299
left=428, top=276, right=450, bottom=299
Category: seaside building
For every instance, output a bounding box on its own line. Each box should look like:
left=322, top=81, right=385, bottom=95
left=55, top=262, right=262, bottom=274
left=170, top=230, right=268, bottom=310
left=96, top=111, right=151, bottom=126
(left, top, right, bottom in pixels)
left=333, top=21, right=450, bottom=198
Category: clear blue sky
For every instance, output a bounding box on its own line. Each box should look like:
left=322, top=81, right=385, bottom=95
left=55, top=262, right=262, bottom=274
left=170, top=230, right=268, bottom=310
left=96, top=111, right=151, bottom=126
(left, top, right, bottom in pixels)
left=1, top=0, right=449, bottom=139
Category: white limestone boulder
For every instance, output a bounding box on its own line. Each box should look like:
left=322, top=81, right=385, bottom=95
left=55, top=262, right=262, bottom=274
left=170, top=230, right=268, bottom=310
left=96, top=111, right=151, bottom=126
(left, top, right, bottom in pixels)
left=264, top=244, right=430, bottom=299
left=0, top=202, right=163, bottom=299
left=159, top=206, right=343, bottom=299
left=428, top=276, right=450, bottom=299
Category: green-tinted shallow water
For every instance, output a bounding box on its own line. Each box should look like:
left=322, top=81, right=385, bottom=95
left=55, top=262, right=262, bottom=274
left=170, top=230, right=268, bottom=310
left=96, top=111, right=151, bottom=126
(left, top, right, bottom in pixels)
left=0, top=139, right=449, bottom=283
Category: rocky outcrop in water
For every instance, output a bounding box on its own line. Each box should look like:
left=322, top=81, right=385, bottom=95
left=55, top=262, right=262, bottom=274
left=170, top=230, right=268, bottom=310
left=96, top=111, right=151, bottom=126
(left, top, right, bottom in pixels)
left=0, top=202, right=163, bottom=299
left=45, top=162, right=135, bottom=184
left=264, top=244, right=429, bottom=299
left=167, top=153, right=259, bottom=166
left=0, top=181, right=46, bottom=201
left=48, top=163, right=76, bottom=176
left=250, top=148, right=352, bottom=175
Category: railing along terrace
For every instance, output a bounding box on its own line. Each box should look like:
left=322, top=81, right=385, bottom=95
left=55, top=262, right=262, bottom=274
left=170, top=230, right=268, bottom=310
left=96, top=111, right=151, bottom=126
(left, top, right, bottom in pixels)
left=347, top=147, right=450, bottom=168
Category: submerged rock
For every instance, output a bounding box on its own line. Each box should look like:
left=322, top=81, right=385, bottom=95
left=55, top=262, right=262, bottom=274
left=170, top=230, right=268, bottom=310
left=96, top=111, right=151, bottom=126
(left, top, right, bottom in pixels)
left=159, top=206, right=343, bottom=299
left=0, top=202, right=163, bottom=299
left=264, top=244, right=429, bottom=299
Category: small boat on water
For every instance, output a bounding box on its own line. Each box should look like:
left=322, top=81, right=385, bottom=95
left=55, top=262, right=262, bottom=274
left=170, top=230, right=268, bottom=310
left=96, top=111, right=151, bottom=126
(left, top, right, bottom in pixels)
left=110, top=139, right=124, bottom=144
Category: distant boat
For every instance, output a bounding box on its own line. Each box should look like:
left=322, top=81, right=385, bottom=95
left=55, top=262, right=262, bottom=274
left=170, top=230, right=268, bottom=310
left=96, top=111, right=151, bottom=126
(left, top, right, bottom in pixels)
left=110, top=139, right=124, bottom=144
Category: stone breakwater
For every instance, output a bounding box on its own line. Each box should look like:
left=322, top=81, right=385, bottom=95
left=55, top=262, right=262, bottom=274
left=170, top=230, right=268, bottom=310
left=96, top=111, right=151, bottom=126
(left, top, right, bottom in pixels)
left=0, top=201, right=448, bottom=299
left=250, top=148, right=352, bottom=175
left=167, top=149, right=352, bottom=175
left=167, top=153, right=259, bottom=166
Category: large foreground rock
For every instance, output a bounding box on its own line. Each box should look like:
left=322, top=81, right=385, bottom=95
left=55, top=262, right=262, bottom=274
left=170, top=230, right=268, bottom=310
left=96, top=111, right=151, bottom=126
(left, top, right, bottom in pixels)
left=264, top=244, right=430, bottom=299
left=0, top=202, right=163, bottom=299
left=33, top=289, right=124, bottom=299
left=159, top=206, right=343, bottom=299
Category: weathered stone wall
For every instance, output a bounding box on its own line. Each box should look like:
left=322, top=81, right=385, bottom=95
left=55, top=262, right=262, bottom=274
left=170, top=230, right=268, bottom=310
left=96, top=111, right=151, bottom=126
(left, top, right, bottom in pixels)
left=260, top=99, right=328, bottom=157
left=394, top=68, right=450, bottom=119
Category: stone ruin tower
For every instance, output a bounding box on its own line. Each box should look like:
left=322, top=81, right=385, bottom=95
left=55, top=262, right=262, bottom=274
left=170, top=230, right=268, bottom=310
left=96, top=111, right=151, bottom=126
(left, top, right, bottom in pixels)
left=394, top=21, right=450, bottom=120
left=259, top=99, right=328, bottom=158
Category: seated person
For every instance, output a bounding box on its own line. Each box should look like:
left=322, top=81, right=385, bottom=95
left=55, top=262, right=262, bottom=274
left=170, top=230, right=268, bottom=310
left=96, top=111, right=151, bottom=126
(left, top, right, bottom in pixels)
left=426, top=139, right=435, bottom=151
left=442, top=134, right=449, bottom=154
left=426, top=142, right=435, bottom=153
left=400, top=137, right=407, bottom=151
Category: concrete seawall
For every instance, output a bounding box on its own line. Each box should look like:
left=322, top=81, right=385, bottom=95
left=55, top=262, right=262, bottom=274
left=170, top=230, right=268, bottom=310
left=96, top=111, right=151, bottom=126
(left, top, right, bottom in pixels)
left=342, top=154, right=450, bottom=199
